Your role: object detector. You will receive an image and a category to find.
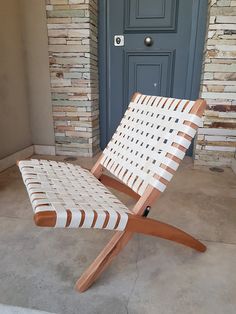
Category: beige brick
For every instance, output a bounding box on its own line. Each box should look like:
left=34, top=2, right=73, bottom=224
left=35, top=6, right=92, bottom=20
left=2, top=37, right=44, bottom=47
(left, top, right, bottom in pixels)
left=48, top=44, right=90, bottom=52
left=201, top=92, right=236, bottom=99
left=68, top=29, right=90, bottom=37
left=47, top=17, right=71, bottom=23
left=48, top=29, right=68, bottom=37
left=216, top=15, right=236, bottom=23
left=50, top=0, right=68, bottom=4
left=49, top=37, right=67, bottom=44
left=69, top=0, right=85, bottom=3
left=204, top=63, right=236, bottom=72
left=209, top=23, right=236, bottom=30
left=217, top=0, right=231, bottom=6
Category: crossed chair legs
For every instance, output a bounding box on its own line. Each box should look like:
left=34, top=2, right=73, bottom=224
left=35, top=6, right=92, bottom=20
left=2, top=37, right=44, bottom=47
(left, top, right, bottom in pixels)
left=75, top=173, right=206, bottom=293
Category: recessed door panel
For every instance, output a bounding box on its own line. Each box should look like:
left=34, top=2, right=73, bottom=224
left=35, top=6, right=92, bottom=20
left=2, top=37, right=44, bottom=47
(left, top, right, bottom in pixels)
left=125, top=0, right=177, bottom=31
left=125, top=51, right=174, bottom=103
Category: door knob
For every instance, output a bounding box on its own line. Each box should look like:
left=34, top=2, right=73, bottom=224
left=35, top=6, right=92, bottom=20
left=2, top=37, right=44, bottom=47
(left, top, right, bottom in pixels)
left=144, top=36, right=153, bottom=47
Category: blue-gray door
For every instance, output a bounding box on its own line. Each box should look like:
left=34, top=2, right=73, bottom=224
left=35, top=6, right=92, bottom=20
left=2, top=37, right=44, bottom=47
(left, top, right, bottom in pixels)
left=99, top=0, right=208, bottom=155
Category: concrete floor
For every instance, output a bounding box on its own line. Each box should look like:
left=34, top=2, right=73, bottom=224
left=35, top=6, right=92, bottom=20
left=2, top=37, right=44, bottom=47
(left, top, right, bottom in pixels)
left=0, top=155, right=236, bottom=314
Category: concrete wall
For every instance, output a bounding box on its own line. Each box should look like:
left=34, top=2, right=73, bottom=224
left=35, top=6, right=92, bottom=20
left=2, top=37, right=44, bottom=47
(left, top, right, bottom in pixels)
left=0, top=0, right=32, bottom=159
left=0, top=0, right=55, bottom=161
left=20, top=0, right=55, bottom=146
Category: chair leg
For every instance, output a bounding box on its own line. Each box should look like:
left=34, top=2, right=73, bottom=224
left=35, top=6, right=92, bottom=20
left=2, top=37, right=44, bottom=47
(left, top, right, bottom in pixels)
left=75, top=215, right=206, bottom=293
left=126, top=215, right=206, bottom=253
left=75, top=230, right=133, bottom=293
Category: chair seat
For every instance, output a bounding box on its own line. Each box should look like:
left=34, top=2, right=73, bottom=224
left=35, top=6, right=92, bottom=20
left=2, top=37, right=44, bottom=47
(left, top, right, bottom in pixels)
left=18, top=159, right=131, bottom=230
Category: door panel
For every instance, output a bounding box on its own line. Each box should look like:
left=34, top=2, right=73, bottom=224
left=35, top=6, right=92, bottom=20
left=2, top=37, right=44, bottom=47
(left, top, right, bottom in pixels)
left=108, top=0, right=193, bottom=139
left=99, top=0, right=208, bottom=155
left=125, top=0, right=177, bottom=31
left=125, top=51, right=174, bottom=103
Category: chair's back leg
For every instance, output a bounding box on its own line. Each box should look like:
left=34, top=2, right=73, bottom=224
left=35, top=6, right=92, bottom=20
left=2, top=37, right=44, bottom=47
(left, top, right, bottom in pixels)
left=126, top=214, right=206, bottom=252
left=75, top=214, right=206, bottom=293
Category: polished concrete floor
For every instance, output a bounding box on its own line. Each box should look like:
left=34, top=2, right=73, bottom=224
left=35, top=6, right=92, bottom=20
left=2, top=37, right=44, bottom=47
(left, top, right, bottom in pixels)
left=0, top=155, right=236, bottom=314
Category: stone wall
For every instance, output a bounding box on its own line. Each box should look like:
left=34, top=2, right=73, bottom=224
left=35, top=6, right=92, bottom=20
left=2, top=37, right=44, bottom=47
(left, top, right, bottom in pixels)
left=44, top=0, right=236, bottom=163
left=46, top=0, right=99, bottom=157
left=196, top=0, right=236, bottom=166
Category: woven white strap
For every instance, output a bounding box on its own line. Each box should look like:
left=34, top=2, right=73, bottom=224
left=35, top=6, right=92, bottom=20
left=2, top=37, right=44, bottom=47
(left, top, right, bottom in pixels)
left=18, top=159, right=131, bottom=230
left=18, top=94, right=203, bottom=230
left=101, top=95, right=203, bottom=195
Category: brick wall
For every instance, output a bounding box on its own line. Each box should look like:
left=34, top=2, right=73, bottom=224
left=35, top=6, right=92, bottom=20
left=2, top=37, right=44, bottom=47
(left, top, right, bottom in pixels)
left=196, top=0, right=236, bottom=166
left=46, top=0, right=99, bottom=157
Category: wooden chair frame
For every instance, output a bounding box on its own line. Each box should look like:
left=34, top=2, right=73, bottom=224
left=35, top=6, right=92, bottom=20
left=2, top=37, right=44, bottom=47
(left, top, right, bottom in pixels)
left=31, top=93, right=206, bottom=292
left=75, top=94, right=207, bottom=292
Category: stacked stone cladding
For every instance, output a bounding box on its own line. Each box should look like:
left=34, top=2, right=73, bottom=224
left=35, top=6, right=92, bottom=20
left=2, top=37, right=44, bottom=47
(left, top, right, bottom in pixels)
left=196, top=0, right=236, bottom=166
left=46, top=0, right=99, bottom=157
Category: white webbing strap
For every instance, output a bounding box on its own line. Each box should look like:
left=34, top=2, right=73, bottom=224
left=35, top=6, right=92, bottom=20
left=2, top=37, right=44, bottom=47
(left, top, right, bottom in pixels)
left=101, top=95, right=203, bottom=196
left=18, top=159, right=131, bottom=231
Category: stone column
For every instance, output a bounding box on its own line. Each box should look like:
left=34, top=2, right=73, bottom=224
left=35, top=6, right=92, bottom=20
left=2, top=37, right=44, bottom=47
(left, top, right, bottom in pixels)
left=46, top=0, right=99, bottom=157
left=196, top=0, right=236, bottom=167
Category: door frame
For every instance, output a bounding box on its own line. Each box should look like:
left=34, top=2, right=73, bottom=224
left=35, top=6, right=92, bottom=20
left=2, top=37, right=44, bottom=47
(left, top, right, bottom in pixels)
left=98, top=0, right=209, bottom=152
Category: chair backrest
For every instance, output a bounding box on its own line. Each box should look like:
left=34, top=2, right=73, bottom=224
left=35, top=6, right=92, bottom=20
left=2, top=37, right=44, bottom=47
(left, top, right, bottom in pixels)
left=100, top=93, right=206, bottom=196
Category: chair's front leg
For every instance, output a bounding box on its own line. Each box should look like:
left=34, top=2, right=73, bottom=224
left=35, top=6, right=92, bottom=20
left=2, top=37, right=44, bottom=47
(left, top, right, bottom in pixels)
left=75, top=230, right=134, bottom=292
left=75, top=185, right=159, bottom=292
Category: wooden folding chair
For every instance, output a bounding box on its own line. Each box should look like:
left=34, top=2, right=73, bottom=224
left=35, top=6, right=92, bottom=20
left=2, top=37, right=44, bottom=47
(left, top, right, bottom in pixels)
left=18, top=93, right=207, bottom=292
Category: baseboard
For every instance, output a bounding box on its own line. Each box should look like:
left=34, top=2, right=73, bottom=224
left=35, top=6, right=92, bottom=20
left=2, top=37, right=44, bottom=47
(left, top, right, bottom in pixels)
left=0, top=146, right=34, bottom=172
left=0, top=145, right=56, bottom=173
left=34, top=145, right=56, bottom=155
